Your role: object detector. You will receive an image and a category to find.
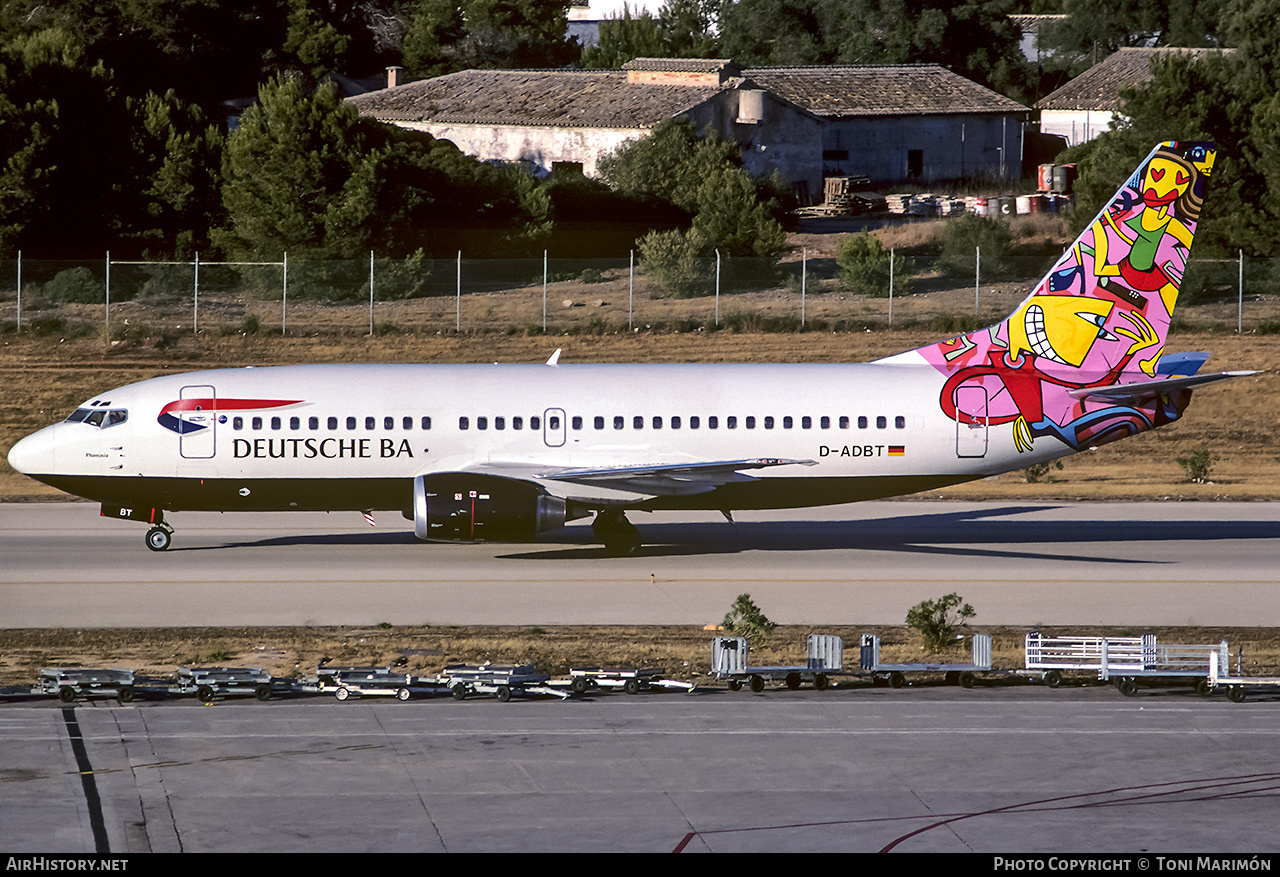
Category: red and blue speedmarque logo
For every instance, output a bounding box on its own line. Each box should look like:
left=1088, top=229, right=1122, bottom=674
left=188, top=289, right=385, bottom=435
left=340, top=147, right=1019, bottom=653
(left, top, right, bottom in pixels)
left=158, top=398, right=304, bottom=434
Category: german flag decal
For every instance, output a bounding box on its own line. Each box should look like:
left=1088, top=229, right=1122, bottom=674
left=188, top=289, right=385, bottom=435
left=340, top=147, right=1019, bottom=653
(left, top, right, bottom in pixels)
left=888, top=446, right=905, bottom=457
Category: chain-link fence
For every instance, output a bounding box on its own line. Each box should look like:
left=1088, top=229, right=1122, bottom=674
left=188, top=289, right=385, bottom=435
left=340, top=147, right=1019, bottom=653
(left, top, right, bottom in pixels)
left=1, top=250, right=1277, bottom=340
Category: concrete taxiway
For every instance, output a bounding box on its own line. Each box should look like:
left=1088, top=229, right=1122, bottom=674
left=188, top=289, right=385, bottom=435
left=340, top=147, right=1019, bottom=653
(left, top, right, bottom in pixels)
left=4, top=686, right=1280, bottom=854
left=2, top=500, right=1279, bottom=627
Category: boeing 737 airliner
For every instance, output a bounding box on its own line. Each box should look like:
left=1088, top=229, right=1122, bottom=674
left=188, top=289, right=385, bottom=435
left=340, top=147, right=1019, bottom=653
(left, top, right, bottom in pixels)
left=7, top=141, right=1250, bottom=554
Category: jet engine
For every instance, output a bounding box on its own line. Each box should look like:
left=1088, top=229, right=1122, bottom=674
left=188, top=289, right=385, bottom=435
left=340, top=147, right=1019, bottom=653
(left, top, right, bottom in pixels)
left=411, top=473, right=569, bottom=542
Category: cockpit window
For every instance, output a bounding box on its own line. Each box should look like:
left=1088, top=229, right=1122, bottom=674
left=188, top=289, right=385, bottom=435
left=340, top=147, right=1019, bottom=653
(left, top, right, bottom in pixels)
left=65, top=407, right=127, bottom=428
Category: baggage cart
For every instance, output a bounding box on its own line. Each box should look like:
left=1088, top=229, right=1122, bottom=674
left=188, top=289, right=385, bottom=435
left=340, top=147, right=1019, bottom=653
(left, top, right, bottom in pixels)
left=860, top=633, right=994, bottom=688
left=1025, top=632, right=1228, bottom=695
left=34, top=667, right=136, bottom=703
left=438, top=664, right=571, bottom=702
left=173, top=666, right=278, bottom=702
left=712, top=634, right=844, bottom=692
left=561, top=667, right=696, bottom=695
left=307, top=666, right=427, bottom=701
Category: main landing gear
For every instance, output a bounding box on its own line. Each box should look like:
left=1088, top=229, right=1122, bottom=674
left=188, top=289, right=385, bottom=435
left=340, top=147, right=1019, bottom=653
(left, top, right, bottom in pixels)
left=592, top=509, right=641, bottom=557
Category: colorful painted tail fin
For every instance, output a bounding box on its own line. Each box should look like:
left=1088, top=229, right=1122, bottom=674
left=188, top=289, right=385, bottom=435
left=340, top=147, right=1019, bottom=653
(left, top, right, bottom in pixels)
left=897, top=141, right=1218, bottom=452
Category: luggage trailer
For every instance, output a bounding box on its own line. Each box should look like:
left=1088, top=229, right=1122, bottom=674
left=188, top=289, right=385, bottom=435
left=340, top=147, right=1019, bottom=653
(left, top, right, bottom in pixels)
left=439, top=664, right=572, bottom=702
left=1025, top=632, right=1229, bottom=696
left=306, top=666, right=431, bottom=701
left=34, top=667, right=136, bottom=703
left=712, top=635, right=845, bottom=692
left=173, top=666, right=279, bottom=702
left=859, top=633, right=997, bottom=688
left=560, top=667, right=696, bottom=695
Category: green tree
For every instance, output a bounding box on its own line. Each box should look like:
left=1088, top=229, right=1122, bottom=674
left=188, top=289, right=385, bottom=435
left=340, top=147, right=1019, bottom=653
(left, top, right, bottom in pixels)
left=402, top=0, right=577, bottom=78
left=579, top=7, right=665, bottom=69
left=836, top=232, right=910, bottom=296
left=217, top=75, right=368, bottom=259
left=905, top=593, right=976, bottom=654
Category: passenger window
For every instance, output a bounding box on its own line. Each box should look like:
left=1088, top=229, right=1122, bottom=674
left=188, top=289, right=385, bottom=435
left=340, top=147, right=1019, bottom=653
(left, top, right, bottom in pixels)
left=571, top=416, right=582, bottom=430
left=365, top=416, right=375, bottom=430
left=839, top=416, right=849, bottom=429
left=421, top=416, right=432, bottom=430
left=534, top=416, right=545, bottom=430
left=233, top=416, right=243, bottom=430
left=459, top=416, right=469, bottom=430
left=764, top=416, right=774, bottom=429
left=783, top=416, right=793, bottom=429
left=726, top=416, right=737, bottom=429
left=895, top=416, right=906, bottom=429
left=272, top=417, right=282, bottom=430
left=290, top=417, right=300, bottom=430
left=690, top=416, right=700, bottom=429
left=653, top=416, right=662, bottom=429
left=708, top=416, right=718, bottom=429
left=253, top=416, right=263, bottom=430
left=820, top=416, right=830, bottom=429
left=328, top=417, right=338, bottom=430
left=858, top=416, right=868, bottom=429
left=633, top=416, right=643, bottom=430
left=745, top=416, right=755, bottom=429
left=614, top=416, right=624, bottom=430
left=495, top=417, right=505, bottom=430
left=671, top=416, right=681, bottom=429
left=513, top=416, right=523, bottom=430
left=403, top=416, right=413, bottom=430
left=802, top=416, right=811, bottom=429
left=309, top=416, right=319, bottom=430
left=384, top=416, right=394, bottom=430
left=594, top=416, right=605, bottom=430
left=877, top=416, right=887, bottom=429
left=477, top=417, right=488, bottom=430
left=346, top=417, right=356, bottom=430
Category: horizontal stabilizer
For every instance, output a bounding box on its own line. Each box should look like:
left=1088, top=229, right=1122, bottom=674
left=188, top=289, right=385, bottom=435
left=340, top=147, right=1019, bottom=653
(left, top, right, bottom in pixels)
left=1067, top=370, right=1258, bottom=402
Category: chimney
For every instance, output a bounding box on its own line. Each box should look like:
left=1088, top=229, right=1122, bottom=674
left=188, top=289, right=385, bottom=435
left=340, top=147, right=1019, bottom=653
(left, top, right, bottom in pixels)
left=386, top=66, right=403, bottom=89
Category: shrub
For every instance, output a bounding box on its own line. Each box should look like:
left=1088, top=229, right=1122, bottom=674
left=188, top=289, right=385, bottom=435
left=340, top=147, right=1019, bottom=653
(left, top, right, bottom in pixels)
left=637, top=227, right=712, bottom=298
left=836, top=232, right=910, bottom=296
left=722, top=593, right=776, bottom=646
left=1022, top=460, right=1064, bottom=483
left=905, top=593, right=975, bottom=653
left=42, top=267, right=106, bottom=304
left=940, top=214, right=1013, bottom=280
left=1177, top=447, right=1217, bottom=483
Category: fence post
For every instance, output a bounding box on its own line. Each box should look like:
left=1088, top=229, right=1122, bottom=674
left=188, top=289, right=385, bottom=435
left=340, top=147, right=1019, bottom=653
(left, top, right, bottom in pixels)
left=1239, top=249, right=1243, bottom=334
left=975, top=245, right=981, bottom=315
left=456, top=251, right=461, bottom=333
left=542, top=249, right=547, bottom=333
left=105, top=251, right=111, bottom=341
left=889, top=247, right=894, bottom=327
left=715, top=249, right=720, bottom=326
left=369, top=250, right=375, bottom=335
left=801, top=246, right=806, bottom=327
left=194, top=252, right=200, bottom=335
left=282, top=252, right=288, bottom=335
left=628, top=249, right=634, bottom=331
left=15, top=250, right=20, bottom=333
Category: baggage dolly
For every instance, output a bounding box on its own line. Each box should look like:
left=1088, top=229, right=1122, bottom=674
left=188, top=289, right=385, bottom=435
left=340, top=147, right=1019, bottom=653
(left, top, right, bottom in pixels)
left=439, top=664, right=571, bottom=702
left=712, top=635, right=845, bottom=692
left=34, top=667, right=137, bottom=703
left=561, top=667, right=696, bottom=695
left=308, top=666, right=427, bottom=701
left=173, top=666, right=278, bottom=702
left=860, top=634, right=994, bottom=688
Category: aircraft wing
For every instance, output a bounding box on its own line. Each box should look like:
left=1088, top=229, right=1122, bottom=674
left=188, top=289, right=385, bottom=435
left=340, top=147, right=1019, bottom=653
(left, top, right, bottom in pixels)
left=464, top=458, right=818, bottom=499
left=1067, top=371, right=1259, bottom=402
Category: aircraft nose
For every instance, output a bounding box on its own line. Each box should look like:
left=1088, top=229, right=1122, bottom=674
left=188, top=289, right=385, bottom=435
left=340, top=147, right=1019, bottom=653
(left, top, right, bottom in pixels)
left=7, top=427, right=55, bottom=476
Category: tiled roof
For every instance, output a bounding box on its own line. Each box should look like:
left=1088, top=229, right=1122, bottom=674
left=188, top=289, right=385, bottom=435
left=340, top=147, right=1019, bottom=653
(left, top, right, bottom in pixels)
left=347, top=62, right=1028, bottom=130
left=1009, top=13, right=1066, bottom=35
left=743, top=65, right=1028, bottom=116
left=1036, top=47, right=1230, bottom=111
left=347, top=68, right=732, bottom=129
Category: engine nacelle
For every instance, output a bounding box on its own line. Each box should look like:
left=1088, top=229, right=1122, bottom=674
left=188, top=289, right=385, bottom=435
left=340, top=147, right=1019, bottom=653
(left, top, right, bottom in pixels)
left=412, top=473, right=567, bottom=542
